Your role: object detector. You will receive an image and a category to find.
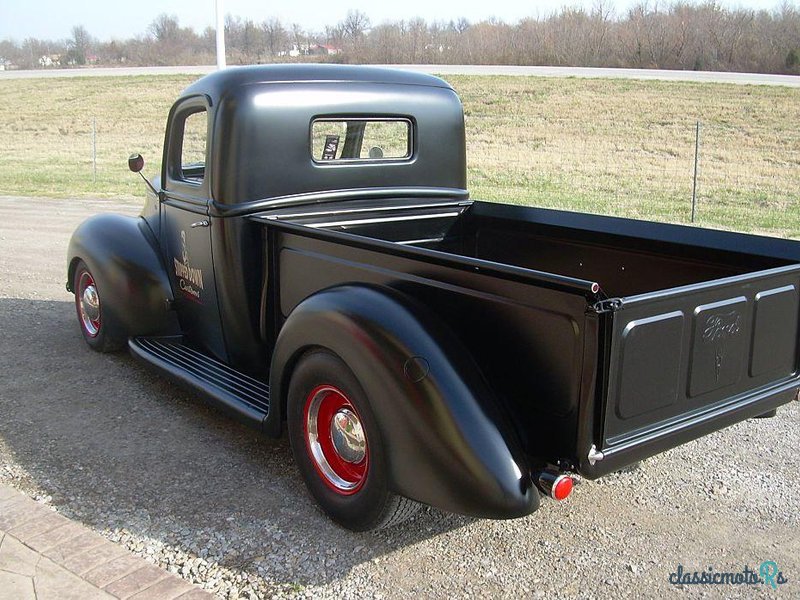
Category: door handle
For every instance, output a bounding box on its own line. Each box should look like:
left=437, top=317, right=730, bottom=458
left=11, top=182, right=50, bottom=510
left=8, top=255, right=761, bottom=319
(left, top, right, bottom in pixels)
left=191, top=220, right=210, bottom=228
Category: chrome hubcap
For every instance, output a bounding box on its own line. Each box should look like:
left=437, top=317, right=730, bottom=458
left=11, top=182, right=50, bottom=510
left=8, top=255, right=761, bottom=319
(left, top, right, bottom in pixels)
left=330, top=408, right=366, bottom=464
left=78, top=273, right=101, bottom=337
left=82, top=286, right=100, bottom=320
left=304, top=385, right=368, bottom=494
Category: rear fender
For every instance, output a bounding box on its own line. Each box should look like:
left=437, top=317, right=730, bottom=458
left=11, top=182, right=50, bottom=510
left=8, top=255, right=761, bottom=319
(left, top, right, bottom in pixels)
left=267, top=285, right=538, bottom=519
left=67, top=214, right=179, bottom=337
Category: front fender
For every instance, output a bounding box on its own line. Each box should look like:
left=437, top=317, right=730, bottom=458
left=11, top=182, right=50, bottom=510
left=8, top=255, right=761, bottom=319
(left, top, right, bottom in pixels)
left=268, top=285, right=538, bottom=519
left=67, top=214, right=179, bottom=338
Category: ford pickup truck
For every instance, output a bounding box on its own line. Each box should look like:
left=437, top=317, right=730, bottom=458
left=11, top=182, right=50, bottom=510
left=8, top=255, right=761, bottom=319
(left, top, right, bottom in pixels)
left=67, top=65, right=800, bottom=531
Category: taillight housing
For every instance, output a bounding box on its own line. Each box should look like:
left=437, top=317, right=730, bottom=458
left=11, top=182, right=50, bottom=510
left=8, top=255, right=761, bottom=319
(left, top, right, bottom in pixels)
left=536, top=471, right=575, bottom=501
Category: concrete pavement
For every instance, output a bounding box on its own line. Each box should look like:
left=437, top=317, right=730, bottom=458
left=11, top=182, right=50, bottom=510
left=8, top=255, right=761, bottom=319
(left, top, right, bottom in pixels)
left=1, top=64, right=798, bottom=87
left=0, top=483, right=212, bottom=600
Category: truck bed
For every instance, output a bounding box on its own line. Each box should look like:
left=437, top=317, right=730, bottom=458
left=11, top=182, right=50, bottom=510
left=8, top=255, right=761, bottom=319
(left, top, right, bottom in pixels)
left=253, top=198, right=800, bottom=476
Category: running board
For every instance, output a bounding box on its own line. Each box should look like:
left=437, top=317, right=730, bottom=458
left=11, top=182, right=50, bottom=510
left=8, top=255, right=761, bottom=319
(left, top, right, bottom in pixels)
left=129, top=337, right=270, bottom=427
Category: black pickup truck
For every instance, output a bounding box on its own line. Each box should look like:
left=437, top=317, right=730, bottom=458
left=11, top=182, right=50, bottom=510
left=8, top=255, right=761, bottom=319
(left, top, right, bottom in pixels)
left=67, top=65, right=800, bottom=531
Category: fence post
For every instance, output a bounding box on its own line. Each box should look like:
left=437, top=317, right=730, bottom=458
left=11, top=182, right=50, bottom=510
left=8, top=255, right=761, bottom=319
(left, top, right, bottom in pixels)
left=91, top=117, right=97, bottom=185
left=691, top=120, right=701, bottom=223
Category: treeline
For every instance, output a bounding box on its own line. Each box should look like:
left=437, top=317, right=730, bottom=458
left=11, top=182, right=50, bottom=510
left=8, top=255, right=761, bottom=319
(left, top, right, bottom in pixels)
left=2, top=1, right=799, bottom=74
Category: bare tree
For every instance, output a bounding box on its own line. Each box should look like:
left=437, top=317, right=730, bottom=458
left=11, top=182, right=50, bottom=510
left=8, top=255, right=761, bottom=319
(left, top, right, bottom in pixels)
left=224, top=16, right=264, bottom=63
left=67, top=25, right=93, bottom=65
left=262, top=18, right=288, bottom=57
left=454, top=18, right=471, bottom=35
left=367, top=23, right=402, bottom=62
left=407, top=18, right=428, bottom=63
left=587, top=0, right=614, bottom=63
left=292, top=23, right=308, bottom=54
left=342, top=10, right=371, bottom=53
left=148, top=14, right=180, bottom=44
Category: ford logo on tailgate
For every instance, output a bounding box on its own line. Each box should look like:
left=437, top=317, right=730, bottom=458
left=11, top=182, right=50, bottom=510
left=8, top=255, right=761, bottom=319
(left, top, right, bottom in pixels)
left=702, top=311, right=742, bottom=383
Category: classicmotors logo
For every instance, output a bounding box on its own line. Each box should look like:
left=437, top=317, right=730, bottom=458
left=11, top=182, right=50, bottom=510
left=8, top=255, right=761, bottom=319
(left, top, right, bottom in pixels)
left=669, top=561, right=789, bottom=589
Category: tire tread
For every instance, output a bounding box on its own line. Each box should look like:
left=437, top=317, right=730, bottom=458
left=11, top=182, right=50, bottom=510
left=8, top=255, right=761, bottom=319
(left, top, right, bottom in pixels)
left=375, top=495, right=421, bottom=529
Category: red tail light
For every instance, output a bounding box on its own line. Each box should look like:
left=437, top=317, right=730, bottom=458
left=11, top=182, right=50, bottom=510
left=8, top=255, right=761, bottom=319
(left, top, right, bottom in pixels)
left=552, top=475, right=574, bottom=501
left=536, top=471, right=575, bottom=501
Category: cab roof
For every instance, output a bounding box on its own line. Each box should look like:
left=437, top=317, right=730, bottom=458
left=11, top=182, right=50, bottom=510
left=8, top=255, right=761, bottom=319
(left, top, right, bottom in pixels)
left=171, top=64, right=466, bottom=204
left=182, top=64, right=453, bottom=104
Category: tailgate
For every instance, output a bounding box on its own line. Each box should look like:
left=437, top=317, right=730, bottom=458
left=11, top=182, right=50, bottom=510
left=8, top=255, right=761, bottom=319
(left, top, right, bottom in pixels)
left=586, top=264, right=800, bottom=477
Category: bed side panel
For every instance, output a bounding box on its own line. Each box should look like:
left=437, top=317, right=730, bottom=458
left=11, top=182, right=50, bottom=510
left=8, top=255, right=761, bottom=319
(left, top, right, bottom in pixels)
left=273, top=227, right=592, bottom=462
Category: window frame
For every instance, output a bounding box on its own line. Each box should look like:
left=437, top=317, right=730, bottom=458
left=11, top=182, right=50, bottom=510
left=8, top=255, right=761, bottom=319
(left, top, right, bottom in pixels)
left=164, top=96, right=211, bottom=197
left=309, top=117, right=414, bottom=165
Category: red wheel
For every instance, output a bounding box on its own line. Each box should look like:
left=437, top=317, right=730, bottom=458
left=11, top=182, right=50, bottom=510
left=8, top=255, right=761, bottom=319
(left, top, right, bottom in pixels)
left=288, top=350, right=420, bottom=530
left=72, top=260, right=126, bottom=352
left=303, top=384, right=369, bottom=495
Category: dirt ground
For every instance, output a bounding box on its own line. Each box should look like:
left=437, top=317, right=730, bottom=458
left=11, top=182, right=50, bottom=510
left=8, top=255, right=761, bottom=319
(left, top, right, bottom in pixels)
left=0, top=195, right=797, bottom=598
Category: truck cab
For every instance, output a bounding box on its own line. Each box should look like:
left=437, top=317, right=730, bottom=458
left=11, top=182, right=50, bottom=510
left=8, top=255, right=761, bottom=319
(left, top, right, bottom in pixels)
left=144, top=66, right=467, bottom=372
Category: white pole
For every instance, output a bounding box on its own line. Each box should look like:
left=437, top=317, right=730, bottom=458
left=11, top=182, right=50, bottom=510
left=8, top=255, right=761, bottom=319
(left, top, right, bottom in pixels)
left=215, top=0, right=226, bottom=69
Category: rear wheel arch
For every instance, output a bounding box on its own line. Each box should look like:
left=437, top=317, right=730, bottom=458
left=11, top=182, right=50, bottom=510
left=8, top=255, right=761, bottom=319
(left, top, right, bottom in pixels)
left=267, top=284, right=537, bottom=519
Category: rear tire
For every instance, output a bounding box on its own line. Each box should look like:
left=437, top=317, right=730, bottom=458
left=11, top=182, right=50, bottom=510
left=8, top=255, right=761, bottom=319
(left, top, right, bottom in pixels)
left=73, top=260, right=126, bottom=353
left=287, top=349, right=419, bottom=531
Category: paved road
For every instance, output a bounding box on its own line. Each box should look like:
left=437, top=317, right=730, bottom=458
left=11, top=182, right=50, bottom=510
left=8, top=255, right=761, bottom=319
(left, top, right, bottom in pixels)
left=2, top=64, right=798, bottom=86
left=0, top=196, right=798, bottom=598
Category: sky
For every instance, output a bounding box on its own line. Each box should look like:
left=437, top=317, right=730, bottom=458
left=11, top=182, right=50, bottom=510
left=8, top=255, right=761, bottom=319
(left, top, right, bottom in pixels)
left=0, top=0, right=792, bottom=42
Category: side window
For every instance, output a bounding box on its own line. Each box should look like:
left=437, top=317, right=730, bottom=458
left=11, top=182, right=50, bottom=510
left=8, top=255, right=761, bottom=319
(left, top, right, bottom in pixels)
left=311, top=119, right=412, bottom=162
left=171, top=108, right=207, bottom=184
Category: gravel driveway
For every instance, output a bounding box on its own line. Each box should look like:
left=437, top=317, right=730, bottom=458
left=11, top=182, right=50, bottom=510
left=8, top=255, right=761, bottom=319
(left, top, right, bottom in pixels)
left=0, top=195, right=797, bottom=599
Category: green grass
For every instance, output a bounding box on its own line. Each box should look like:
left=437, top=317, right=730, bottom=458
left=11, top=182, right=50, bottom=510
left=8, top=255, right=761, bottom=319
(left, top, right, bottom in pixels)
left=0, top=75, right=194, bottom=198
left=0, top=73, right=798, bottom=237
left=450, top=75, right=800, bottom=237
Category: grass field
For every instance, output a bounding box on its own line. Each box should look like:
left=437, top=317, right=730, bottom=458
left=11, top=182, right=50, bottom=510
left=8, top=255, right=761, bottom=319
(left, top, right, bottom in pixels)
left=1, top=73, right=798, bottom=237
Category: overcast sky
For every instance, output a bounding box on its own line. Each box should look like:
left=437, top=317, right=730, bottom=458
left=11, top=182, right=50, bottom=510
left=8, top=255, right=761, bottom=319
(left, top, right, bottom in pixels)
left=0, top=0, right=793, bottom=42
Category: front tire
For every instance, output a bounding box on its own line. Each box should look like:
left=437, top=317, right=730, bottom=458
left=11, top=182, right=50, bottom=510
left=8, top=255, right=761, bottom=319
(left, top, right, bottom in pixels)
left=287, top=349, right=419, bottom=531
left=73, top=260, right=126, bottom=352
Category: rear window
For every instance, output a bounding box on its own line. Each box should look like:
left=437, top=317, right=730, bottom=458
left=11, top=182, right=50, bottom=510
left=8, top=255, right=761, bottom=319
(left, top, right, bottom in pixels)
left=311, top=118, right=412, bottom=162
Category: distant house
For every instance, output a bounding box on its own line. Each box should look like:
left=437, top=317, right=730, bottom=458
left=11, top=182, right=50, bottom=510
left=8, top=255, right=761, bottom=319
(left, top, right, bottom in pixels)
left=314, top=44, right=342, bottom=56
left=278, top=44, right=308, bottom=58
left=279, top=43, right=343, bottom=58
left=38, top=54, right=62, bottom=67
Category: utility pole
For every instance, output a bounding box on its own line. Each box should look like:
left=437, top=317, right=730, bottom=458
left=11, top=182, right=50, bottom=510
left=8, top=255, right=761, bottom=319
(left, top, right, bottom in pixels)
left=216, top=0, right=226, bottom=69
